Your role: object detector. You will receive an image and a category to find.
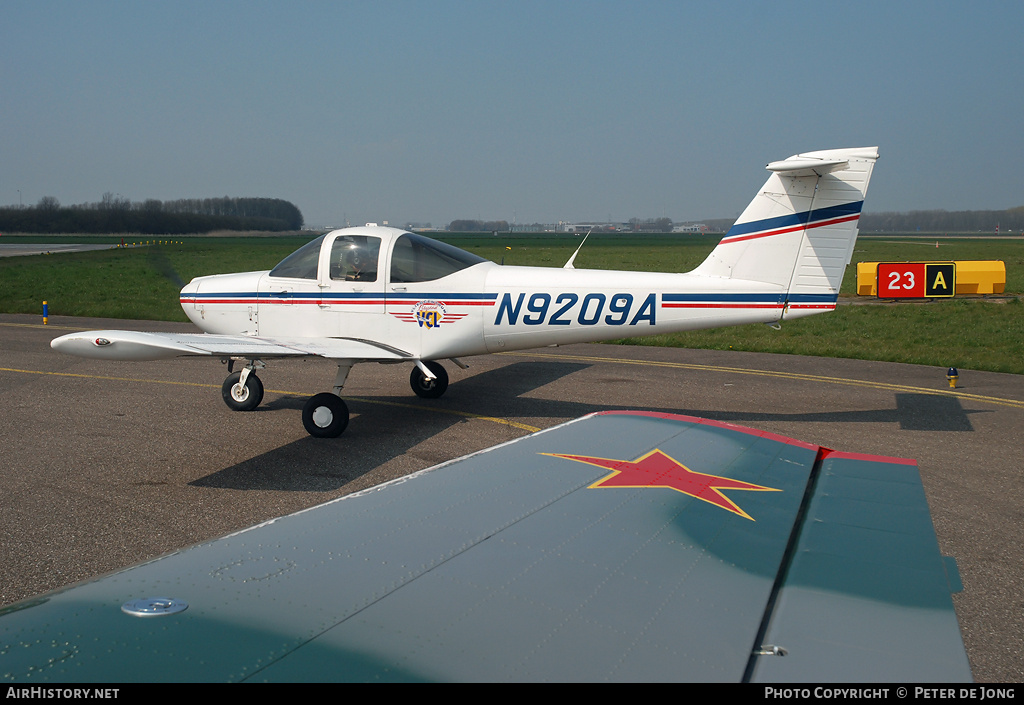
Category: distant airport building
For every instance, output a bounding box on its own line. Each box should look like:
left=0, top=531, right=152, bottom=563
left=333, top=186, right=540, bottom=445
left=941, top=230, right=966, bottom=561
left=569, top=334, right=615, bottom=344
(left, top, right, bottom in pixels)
left=558, top=222, right=630, bottom=233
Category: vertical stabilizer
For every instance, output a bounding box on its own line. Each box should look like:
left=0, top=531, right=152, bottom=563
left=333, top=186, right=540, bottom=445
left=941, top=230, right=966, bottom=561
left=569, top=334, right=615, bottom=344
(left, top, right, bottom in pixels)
left=691, top=147, right=879, bottom=318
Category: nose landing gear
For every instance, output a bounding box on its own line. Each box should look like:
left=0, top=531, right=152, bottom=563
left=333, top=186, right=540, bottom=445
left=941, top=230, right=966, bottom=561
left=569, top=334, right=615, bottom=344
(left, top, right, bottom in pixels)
left=221, top=365, right=264, bottom=411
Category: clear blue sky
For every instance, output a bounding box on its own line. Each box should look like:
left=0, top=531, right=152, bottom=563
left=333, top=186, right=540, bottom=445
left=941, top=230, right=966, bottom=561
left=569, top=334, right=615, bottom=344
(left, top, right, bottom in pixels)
left=3, top=0, right=1022, bottom=228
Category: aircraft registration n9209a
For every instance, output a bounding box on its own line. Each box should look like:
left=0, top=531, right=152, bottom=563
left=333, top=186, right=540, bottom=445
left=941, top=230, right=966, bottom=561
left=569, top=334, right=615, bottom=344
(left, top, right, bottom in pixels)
left=51, top=147, right=879, bottom=438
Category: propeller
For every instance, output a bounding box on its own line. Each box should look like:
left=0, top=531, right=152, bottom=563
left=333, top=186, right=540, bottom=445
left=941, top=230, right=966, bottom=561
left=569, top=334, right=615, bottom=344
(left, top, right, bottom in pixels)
left=147, top=244, right=186, bottom=289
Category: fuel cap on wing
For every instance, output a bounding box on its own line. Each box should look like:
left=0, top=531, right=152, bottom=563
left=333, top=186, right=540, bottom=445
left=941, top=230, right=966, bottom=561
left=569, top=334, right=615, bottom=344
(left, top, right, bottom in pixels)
left=121, top=597, right=188, bottom=617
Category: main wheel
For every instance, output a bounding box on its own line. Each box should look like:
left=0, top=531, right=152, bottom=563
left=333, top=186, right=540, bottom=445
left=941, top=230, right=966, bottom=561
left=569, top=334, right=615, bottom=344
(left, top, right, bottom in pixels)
left=410, top=361, right=449, bottom=399
left=221, top=371, right=264, bottom=411
left=302, top=393, right=349, bottom=438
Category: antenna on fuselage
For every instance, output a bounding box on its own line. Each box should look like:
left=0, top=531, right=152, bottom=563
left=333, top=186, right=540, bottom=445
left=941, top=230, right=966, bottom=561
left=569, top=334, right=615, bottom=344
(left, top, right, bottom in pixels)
left=563, top=229, right=592, bottom=269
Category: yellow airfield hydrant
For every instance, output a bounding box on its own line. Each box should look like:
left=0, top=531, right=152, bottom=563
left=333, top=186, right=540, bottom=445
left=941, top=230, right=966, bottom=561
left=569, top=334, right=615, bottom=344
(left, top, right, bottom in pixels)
left=946, top=367, right=959, bottom=389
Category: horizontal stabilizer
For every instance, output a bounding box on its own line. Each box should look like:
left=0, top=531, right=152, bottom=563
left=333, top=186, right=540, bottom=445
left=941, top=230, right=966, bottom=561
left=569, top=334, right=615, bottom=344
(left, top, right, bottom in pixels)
left=766, top=157, right=848, bottom=177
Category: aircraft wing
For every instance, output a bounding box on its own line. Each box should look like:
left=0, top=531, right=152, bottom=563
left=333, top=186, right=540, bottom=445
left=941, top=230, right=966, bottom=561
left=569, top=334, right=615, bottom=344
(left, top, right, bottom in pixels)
left=0, top=411, right=970, bottom=682
left=50, top=330, right=412, bottom=361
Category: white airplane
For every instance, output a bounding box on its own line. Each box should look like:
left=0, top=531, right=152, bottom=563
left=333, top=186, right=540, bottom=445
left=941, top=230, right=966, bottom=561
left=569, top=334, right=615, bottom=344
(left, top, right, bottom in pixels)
left=51, top=147, right=879, bottom=438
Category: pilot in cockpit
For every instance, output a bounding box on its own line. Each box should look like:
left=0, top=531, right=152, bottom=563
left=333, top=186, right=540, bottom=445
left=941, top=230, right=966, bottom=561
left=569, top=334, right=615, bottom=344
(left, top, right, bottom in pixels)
left=330, top=236, right=380, bottom=282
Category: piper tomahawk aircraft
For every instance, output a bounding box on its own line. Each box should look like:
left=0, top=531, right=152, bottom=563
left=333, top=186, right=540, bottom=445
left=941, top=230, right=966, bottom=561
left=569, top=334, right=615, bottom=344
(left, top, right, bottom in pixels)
left=52, top=147, right=879, bottom=437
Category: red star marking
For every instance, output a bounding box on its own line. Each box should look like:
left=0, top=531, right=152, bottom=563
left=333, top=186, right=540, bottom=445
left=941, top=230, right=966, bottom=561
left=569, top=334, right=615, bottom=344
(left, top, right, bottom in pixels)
left=545, top=449, right=780, bottom=521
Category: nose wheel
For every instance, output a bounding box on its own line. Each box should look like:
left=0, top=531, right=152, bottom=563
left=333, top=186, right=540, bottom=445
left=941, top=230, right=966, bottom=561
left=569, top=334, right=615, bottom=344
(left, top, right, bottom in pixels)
left=302, top=393, right=349, bottom=438
left=221, top=370, right=264, bottom=411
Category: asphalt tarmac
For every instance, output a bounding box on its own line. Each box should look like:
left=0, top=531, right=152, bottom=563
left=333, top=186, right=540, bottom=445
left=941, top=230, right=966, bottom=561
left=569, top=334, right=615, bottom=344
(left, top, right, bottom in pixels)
left=0, top=243, right=118, bottom=257
left=2, top=312, right=1022, bottom=682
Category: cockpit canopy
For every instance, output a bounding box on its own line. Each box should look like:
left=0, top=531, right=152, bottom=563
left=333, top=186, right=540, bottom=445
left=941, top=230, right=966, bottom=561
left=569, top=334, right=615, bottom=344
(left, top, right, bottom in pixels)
left=269, top=230, right=487, bottom=283
left=389, top=233, right=487, bottom=283
left=268, top=234, right=326, bottom=280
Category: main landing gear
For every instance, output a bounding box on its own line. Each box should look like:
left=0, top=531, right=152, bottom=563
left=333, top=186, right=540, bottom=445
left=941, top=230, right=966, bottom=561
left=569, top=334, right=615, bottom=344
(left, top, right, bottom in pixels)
left=410, top=360, right=449, bottom=399
left=299, top=362, right=354, bottom=438
left=302, top=393, right=349, bottom=438
left=220, top=358, right=455, bottom=438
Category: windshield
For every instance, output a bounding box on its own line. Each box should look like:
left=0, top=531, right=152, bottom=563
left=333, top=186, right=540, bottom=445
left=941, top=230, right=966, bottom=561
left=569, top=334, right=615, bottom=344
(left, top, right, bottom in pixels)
left=390, top=233, right=487, bottom=283
left=269, top=235, right=325, bottom=279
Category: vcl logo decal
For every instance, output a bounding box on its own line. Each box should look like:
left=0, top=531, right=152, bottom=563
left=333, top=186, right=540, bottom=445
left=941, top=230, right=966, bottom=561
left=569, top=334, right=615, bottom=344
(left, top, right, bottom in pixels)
left=412, top=300, right=446, bottom=328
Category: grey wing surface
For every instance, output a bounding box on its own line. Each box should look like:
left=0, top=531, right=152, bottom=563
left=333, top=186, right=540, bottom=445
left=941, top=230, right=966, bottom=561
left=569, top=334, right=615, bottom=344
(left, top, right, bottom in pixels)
left=0, top=411, right=970, bottom=682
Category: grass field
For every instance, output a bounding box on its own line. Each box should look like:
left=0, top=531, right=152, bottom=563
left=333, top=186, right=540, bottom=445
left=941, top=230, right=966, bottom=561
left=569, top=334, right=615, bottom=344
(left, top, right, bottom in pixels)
left=2, top=232, right=1021, bottom=374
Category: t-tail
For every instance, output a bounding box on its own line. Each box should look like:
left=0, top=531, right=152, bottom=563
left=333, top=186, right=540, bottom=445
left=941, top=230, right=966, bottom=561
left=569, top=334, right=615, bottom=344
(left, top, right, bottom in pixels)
left=691, top=147, right=879, bottom=320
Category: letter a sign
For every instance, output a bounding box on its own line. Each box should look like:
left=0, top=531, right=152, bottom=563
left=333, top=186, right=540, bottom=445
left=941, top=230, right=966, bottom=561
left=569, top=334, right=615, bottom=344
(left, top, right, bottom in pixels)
left=924, top=263, right=955, bottom=297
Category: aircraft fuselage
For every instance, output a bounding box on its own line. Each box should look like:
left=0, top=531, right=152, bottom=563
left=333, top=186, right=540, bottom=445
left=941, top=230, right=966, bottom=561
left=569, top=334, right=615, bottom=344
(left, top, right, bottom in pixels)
left=178, top=236, right=818, bottom=363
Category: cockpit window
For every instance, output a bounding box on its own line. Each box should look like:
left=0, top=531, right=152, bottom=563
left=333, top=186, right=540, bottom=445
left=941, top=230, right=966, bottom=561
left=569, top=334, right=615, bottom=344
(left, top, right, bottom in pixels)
left=390, top=233, right=487, bottom=283
left=269, top=235, right=324, bottom=279
left=329, top=236, right=380, bottom=282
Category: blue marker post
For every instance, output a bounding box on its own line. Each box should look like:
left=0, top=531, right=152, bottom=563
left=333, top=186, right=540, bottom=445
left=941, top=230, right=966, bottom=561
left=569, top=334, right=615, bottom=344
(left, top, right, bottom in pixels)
left=43, top=301, right=48, bottom=325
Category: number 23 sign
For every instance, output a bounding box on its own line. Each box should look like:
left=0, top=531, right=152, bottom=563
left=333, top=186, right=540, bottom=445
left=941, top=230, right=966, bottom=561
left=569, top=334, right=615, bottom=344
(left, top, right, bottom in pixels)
left=877, top=262, right=956, bottom=298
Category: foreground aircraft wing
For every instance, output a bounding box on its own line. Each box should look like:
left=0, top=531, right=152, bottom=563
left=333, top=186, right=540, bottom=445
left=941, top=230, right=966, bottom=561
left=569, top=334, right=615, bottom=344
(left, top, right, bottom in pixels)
left=0, top=411, right=970, bottom=682
left=50, top=330, right=412, bottom=361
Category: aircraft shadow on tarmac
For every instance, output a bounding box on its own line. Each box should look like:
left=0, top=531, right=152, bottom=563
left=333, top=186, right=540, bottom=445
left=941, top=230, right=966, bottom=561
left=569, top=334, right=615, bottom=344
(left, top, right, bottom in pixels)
left=684, top=394, right=980, bottom=432
left=191, top=361, right=593, bottom=492
left=191, top=361, right=981, bottom=492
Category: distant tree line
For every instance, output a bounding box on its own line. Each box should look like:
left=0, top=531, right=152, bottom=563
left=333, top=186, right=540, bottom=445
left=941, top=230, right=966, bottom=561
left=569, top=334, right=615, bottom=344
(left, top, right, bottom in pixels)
left=448, top=219, right=511, bottom=232
left=0, top=194, right=304, bottom=233
left=860, top=207, right=1024, bottom=233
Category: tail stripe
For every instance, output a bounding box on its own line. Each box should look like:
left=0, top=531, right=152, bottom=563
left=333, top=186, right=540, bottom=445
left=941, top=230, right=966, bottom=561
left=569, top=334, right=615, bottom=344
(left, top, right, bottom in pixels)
left=720, top=200, right=863, bottom=244
left=662, top=293, right=837, bottom=304
left=661, top=293, right=835, bottom=314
